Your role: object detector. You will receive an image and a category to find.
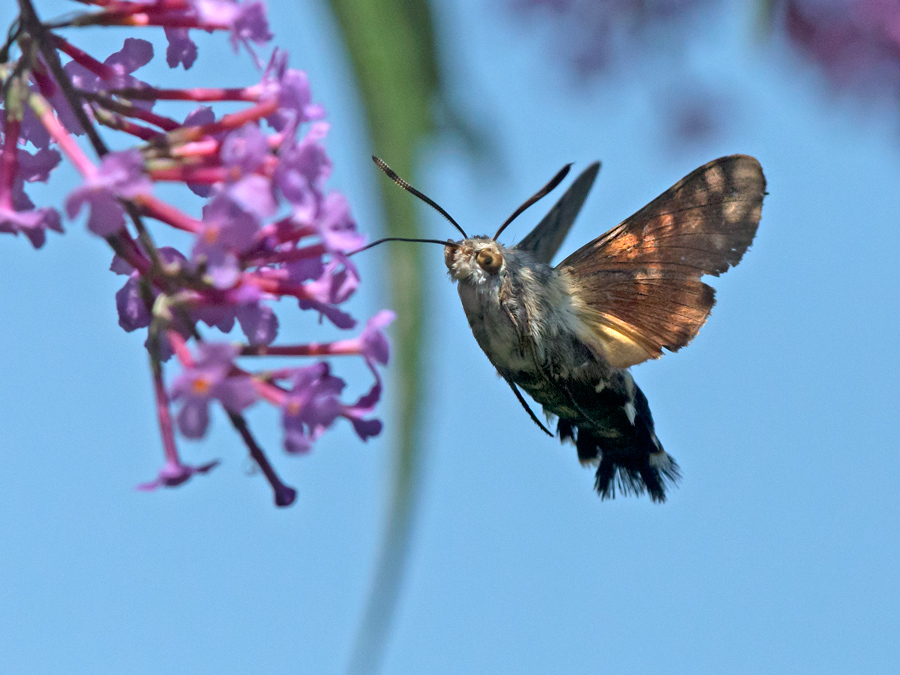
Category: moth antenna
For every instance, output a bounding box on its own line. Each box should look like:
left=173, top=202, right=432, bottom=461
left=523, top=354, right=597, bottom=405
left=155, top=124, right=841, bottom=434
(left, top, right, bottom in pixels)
left=493, top=163, right=572, bottom=241
left=372, top=156, right=469, bottom=238
left=349, top=237, right=459, bottom=256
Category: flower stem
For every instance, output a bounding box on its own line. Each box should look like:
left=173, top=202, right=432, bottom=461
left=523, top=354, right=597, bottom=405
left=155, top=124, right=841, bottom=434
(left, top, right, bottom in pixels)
left=227, top=412, right=297, bottom=507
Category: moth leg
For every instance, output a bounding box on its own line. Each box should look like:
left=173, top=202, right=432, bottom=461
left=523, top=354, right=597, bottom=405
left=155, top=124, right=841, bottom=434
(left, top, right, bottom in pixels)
left=505, top=379, right=553, bottom=437
left=557, top=419, right=601, bottom=466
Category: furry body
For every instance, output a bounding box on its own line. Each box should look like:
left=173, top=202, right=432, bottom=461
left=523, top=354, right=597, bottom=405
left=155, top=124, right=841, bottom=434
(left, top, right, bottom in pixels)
left=447, top=238, right=680, bottom=501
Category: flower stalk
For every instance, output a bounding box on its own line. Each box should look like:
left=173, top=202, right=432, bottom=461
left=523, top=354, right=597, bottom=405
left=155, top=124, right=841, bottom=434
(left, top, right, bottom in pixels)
left=2, top=0, right=393, bottom=506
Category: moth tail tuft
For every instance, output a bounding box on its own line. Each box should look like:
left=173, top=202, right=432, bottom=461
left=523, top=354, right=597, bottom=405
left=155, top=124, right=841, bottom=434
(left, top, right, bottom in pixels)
left=595, top=450, right=681, bottom=503
left=558, top=419, right=681, bottom=502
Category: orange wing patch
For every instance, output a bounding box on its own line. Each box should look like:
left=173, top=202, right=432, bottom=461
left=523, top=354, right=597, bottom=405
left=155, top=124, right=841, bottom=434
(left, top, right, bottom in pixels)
left=559, top=155, right=765, bottom=368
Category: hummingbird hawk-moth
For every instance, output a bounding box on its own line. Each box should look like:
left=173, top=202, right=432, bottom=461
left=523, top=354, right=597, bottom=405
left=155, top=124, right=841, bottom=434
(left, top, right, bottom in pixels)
left=366, top=155, right=766, bottom=502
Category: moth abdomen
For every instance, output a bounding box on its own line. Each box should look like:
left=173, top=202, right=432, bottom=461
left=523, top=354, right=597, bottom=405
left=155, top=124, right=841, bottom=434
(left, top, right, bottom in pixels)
left=554, top=375, right=680, bottom=502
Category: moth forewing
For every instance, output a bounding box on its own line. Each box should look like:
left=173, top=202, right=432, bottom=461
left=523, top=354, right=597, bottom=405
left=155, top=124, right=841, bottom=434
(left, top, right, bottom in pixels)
left=558, top=155, right=765, bottom=368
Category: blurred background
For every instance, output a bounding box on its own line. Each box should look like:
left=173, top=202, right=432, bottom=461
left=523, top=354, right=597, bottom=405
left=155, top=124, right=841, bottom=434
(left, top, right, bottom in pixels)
left=1, top=0, right=899, bottom=673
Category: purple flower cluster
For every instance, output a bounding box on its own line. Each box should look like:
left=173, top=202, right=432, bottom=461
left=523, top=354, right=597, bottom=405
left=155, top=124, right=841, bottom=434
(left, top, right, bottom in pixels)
left=511, top=0, right=715, bottom=77
left=508, top=0, right=725, bottom=145
left=779, top=0, right=900, bottom=97
left=282, top=311, right=393, bottom=453
left=516, top=0, right=900, bottom=115
left=1, top=0, right=392, bottom=506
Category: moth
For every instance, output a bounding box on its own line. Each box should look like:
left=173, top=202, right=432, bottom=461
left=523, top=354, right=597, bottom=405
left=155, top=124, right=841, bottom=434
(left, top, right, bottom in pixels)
left=364, top=155, right=766, bottom=502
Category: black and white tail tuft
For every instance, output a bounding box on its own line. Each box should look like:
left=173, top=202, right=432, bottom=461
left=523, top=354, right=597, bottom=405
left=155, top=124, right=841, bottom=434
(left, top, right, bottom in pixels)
left=557, top=380, right=681, bottom=502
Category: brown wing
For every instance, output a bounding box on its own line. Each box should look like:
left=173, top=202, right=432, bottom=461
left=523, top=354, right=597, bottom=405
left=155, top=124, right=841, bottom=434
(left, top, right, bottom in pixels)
left=558, top=155, right=765, bottom=368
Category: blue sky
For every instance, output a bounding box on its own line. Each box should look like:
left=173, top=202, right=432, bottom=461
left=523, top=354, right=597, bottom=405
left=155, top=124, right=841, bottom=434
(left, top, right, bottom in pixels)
left=1, top=1, right=899, bottom=673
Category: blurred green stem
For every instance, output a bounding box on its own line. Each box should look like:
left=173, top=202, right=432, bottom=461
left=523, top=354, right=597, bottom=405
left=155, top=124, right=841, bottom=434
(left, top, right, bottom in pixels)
left=323, top=0, right=442, bottom=672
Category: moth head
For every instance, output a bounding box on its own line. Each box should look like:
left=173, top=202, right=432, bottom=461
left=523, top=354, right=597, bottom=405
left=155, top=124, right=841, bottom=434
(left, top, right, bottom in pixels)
left=445, top=237, right=503, bottom=282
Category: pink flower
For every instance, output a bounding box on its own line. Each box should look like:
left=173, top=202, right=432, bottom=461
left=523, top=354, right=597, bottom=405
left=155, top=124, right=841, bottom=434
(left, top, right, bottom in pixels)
left=260, top=50, right=325, bottom=131
left=136, top=458, right=220, bottom=490
left=193, top=0, right=272, bottom=64
left=170, top=343, right=257, bottom=438
left=164, top=27, right=198, bottom=69
left=0, top=202, right=62, bottom=249
left=193, top=195, right=259, bottom=288
left=66, top=150, right=153, bottom=236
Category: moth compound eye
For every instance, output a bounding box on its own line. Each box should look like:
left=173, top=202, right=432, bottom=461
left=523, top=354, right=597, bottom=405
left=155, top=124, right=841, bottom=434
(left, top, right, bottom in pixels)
left=476, top=249, right=502, bottom=275
left=444, top=245, right=455, bottom=269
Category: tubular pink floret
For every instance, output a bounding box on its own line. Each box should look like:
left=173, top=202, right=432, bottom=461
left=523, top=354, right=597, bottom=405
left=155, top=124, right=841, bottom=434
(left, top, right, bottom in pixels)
left=90, top=95, right=181, bottom=131
left=94, top=110, right=162, bottom=140
left=150, top=165, right=236, bottom=184
left=243, top=244, right=326, bottom=267
left=171, top=100, right=278, bottom=140
left=152, top=364, right=181, bottom=465
left=92, top=13, right=227, bottom=30
left=169, top=139, right=221, bottom=158
left=244, top=274, right=316, bottom=302
left=166, top=329, right=194, bottom=367
left=116, top=233, right=153, bottom=274
left=253, top=379, right=286, bottom=407
left=260, top=221, right=317, bottom=245
left=151, top=155, right=277, bottom=183
left=27, top=92, right=97, bottom=177
left=135, top=194, right=203, bottom=233
left=240, top=340, right=361, bottom=358
left=30, top=62, right=57, bottom=99
left=103, top=86, right=257, bottom=102
left=0, top=114, right=20, bottom=210
left=73, top=0, right=148, bottom=8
